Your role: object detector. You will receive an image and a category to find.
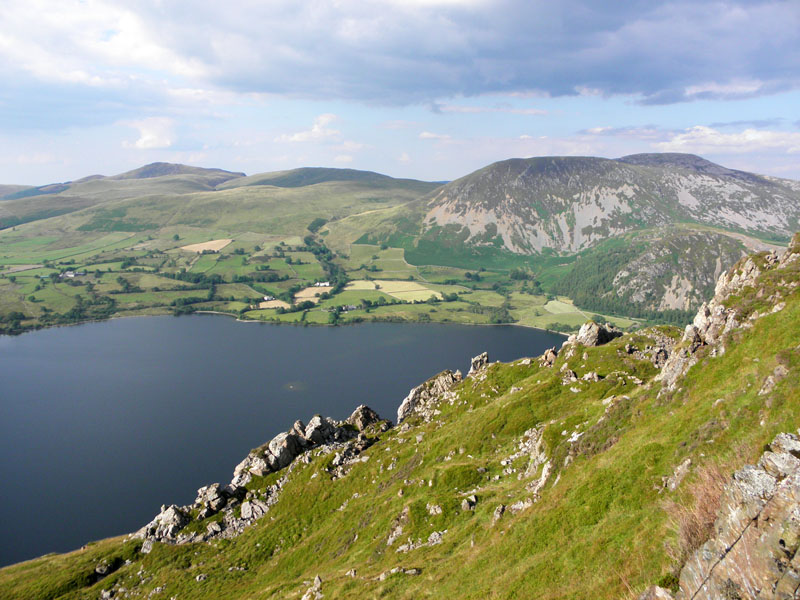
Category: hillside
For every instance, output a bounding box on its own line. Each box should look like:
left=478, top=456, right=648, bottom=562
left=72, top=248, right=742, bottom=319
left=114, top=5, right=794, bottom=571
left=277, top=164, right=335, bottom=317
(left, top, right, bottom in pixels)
left=2, top=235, right=798, bottom=599
left=333, top=154, right=797, bottom=317
left=0, top=155, right=796, bottom=331
left=420, top=154, right=800, bottom=254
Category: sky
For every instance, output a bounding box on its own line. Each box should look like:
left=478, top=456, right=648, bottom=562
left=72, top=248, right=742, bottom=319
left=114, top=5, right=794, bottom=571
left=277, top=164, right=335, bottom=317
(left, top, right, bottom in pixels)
left=1, top=0, right=799, bottom=185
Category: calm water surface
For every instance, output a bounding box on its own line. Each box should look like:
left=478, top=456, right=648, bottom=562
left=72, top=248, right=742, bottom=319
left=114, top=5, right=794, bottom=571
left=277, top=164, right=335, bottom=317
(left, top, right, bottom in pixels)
left=0, top=315, right=564, bottom=566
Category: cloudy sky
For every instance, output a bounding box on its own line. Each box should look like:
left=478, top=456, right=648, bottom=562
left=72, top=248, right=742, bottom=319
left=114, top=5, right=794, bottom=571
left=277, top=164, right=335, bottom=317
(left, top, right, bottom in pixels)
left=1, top=0, right=798, bottom=184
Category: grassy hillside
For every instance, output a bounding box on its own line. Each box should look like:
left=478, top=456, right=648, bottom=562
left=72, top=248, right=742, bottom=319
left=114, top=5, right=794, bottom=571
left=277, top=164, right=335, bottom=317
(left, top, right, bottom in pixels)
left=2, top=236, right=798, bottom=599
left=1, top=157, right=794, bottom=331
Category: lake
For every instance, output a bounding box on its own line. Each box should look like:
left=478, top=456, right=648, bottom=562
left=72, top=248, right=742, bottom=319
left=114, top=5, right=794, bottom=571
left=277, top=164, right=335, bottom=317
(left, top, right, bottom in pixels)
left=0, top=315, right=565, bottom=566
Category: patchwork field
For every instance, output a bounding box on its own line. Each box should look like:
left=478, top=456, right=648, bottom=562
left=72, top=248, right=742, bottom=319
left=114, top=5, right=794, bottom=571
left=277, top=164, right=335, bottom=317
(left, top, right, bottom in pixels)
left=180, top=239, right=233, bottom=253
left=258, top=299, right=291, bottom=309
left=346, top=279, right=442, bottom=301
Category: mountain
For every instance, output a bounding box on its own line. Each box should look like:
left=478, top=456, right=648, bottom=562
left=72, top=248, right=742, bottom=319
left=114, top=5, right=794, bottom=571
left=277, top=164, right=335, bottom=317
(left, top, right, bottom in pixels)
left=110, top=162, right=245, bottom=183
left=0, top=164, right=439, bottom=232
left=217, top=166, right=440, bottom=193
left=2, top=235, right=798, bottom=599
left=420, top=154, right=800, bottom=254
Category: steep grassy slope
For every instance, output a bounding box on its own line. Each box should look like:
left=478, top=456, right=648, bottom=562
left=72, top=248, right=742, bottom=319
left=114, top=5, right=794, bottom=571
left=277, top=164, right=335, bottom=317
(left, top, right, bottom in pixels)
left=2, top=237, right=798, bottom=599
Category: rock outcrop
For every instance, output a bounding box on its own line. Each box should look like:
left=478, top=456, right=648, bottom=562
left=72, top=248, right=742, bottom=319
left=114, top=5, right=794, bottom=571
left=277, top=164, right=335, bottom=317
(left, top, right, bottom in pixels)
left=641, top=432, right=800, bottom=600
left=467, top=352, right=489, bottom=377
left=397, top=369, right=462, bottom=423
left=134, top=404, right=384, bottom=546
left=657, top=238, right=799, bottom=392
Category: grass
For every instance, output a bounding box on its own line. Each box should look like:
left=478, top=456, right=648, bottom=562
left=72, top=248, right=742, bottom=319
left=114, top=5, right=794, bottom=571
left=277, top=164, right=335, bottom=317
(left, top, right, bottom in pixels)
left=2, top=272, right=798, bottom=598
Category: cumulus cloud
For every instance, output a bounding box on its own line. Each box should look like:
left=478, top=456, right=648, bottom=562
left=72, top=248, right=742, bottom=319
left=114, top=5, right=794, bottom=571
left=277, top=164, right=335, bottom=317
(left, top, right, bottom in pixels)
left=275, top=114, right=340, bottom=143
left=2, top=0, right=797, bottom=108
left=655, top=126, right=800, bottom=155
left=123, top=117, right=176, bottom=149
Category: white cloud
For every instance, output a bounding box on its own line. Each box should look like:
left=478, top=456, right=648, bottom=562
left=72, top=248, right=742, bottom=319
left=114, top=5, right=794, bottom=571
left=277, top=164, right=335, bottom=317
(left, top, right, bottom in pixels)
left=334, top=154, right=353, bottom=163
left=419, top=131, right=451, bottom=140
left=398, top=152, right=411, bottom=163
left=655, top=126, right=800, bottom=154
left=122, top=117, right=176, bottom=149
left=275, top=114, right=340, bottom=143
left=684, top=79, right=765, bottom=99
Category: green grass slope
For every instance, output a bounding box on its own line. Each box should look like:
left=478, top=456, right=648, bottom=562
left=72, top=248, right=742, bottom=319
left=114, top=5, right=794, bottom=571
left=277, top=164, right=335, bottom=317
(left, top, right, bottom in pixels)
left=2, top=237, right=798, bottom=599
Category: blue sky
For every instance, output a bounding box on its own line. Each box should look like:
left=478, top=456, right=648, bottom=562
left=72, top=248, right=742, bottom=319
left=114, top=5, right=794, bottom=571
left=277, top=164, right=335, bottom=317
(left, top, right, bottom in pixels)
left=1, top=0, right=798, bottom=184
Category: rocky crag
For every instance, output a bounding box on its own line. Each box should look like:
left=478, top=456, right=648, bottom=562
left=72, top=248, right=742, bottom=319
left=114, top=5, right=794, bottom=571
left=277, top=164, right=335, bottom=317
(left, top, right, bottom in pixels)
left=133, top=406, right=388, bottom=548
left=2, top=235, right=799, bottom=600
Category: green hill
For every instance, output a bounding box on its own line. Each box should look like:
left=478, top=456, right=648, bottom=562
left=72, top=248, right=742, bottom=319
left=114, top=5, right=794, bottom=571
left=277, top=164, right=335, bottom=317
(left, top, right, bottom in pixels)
left=2, top=235, right=798, bottom=599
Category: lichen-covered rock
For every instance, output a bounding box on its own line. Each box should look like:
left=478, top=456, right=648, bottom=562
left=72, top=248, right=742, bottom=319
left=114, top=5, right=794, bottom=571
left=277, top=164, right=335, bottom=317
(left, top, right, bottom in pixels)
left=674, top=432, right=800, bottom=600
left=397, top=370, right=462, bottom=423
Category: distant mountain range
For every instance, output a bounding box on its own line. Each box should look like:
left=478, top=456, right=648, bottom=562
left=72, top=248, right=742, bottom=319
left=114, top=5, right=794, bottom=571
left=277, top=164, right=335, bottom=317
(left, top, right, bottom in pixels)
left=1, top=154, right=797, bottom=316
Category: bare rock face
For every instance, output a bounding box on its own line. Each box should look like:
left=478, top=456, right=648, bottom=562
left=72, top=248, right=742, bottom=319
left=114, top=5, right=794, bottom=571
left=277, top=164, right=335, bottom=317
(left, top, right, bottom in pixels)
left=397, top=369, right=462, bottom=423
left=670, top=432, right=800, bottom=600
left=574, top=322, right=623, bottom=347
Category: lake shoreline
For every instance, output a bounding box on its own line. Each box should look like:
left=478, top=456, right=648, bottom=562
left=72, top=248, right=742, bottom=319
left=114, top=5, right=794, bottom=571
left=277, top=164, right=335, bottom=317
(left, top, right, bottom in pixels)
left=3, top=307, right=575, bottom=338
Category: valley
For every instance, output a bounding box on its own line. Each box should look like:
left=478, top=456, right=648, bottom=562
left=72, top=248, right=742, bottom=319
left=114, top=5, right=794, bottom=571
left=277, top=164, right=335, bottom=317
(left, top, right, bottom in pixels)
left=4, top=154, right=794, bottom=336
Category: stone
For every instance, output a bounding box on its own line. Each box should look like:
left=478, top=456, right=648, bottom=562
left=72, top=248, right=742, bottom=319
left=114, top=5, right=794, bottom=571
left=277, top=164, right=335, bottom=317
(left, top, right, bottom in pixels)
left=140, top=539, right=153, bottom=554
left=664, top=458, right=691, bottom=491
left=195, top=574, right=207, bottom=582
left=539, top=347, right=558, bottom=367
left=404, top=568, right=421, bottom=575
left=492, top=504, right=505, bottom=524
left=427, top=503, right=443, bottom=516
left=267, top=431, right=303, bottom=470
left=397, top=370, right=462, bottom=423
left=575, top=322, right=623, bottom=347
left=346, top=568, right=357, bottom=578
left=461, top=495, right=477, bottom=511
left=347, top=405, right=382, bottom=431
left=206, top=521, right=222, bottom=535
left=771, top=432, right=800, bottom=457
left=304, top=415, right=338, bottom=445
left=467, top=351, right=489, bottom=377
left=195, top=483, right=226, bottom=512
left=638, top=586, right=674, bottom=600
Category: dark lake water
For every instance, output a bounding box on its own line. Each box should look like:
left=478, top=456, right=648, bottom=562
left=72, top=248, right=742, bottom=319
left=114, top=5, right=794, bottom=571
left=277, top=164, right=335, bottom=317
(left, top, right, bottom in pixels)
left=0, top=315, right=564, bottom=566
